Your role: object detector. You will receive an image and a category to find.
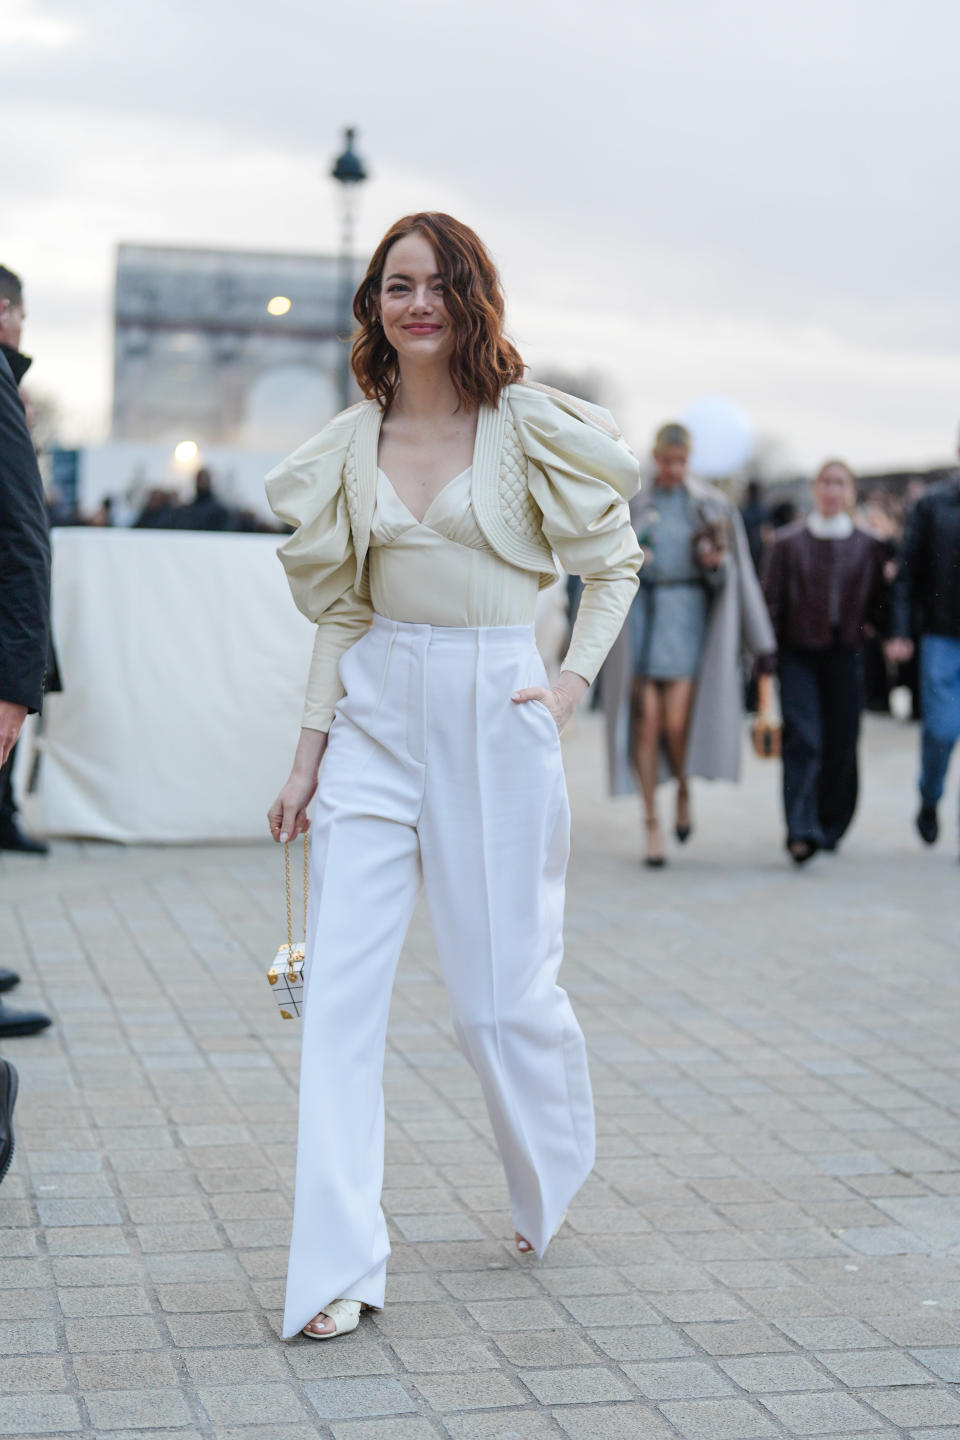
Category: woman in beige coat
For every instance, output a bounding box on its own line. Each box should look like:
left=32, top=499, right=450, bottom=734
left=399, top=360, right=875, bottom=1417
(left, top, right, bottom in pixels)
left=603, top=425, right=775, bottom=861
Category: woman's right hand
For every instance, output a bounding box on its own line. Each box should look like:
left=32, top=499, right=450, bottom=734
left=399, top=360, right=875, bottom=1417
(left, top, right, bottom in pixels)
left=268, top=730, right=328, bottom=842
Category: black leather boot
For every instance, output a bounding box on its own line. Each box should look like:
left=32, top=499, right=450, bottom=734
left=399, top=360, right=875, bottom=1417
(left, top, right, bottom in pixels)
left=0, top=1060, right=19, bottom=1183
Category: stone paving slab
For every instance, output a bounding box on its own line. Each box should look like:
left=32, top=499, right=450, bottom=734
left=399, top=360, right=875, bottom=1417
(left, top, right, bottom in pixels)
left=1, top=713, right=959, bottom=1437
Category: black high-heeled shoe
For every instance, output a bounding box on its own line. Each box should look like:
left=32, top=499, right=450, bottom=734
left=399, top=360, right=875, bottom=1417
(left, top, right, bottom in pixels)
left=675, top=790, right=692, bottom=844
left=644, top=818, right=666, bottom=868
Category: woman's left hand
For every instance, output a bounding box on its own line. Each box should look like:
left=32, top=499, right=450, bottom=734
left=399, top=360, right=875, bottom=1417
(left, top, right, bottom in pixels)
left=511, top=671, right=589, bottom=733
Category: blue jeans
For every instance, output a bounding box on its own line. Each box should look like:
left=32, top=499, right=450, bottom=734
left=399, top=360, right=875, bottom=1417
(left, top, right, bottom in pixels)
left=919, top=634, right=960, bottom=817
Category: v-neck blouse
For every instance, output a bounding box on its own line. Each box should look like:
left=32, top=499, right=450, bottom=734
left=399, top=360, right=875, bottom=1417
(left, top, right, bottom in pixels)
left=368, top=467, right=539, bottom=627
left=265, top=383, right=646, bottom=731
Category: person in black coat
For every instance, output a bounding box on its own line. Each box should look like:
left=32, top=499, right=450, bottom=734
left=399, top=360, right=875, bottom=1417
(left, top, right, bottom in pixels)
left=0, top=284, right=48, bottom=733
left=0, top=265, right=55, bottom=1085
left=763, top=460, right=888, bottom=864
left=887, top=446, right=960, bottom=852
left=0, top=268, right=53, bottom=856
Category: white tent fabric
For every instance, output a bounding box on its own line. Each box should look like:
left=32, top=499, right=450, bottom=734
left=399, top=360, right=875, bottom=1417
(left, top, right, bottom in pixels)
left=22, top=530, right=568, bottom=843
left=22, top=529, right=314, bottom=843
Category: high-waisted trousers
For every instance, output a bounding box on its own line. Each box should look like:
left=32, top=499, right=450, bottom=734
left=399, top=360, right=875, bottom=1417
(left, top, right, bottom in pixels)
left=282, top=614, right=596, bottom=1339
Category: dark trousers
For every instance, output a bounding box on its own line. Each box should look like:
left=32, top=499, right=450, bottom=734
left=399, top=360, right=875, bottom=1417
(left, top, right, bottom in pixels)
left=780, top=646, right=863, bottom=849
left=0, top=747, right=15, bottom=824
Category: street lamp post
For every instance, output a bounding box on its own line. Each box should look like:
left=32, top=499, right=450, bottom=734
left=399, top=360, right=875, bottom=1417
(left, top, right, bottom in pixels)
left=331, top=127, right=368, bottom=410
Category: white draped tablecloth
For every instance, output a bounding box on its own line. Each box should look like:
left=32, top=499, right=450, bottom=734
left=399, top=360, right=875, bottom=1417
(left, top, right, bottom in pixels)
left=21, top=529, right=568, bottom=843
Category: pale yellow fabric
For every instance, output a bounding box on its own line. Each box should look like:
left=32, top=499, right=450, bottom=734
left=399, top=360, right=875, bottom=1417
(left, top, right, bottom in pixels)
left=300, top=588, right=373, bottom=734
left=265, top=404, right=364, bottom=623
left=265, top=407, right=372, bottom=731
left=265, top=384, right=642, bottom=732
left=369, top=469, right=540, bottom=627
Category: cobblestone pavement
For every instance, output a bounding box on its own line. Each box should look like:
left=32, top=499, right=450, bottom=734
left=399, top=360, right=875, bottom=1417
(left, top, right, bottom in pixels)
left=2, top=713, right=959, bottom=1440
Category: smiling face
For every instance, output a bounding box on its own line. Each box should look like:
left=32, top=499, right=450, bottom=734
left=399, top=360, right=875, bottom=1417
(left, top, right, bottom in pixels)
left=813, top=462, right=855, bottom=517
left=378, top=231, right=455, bottom=368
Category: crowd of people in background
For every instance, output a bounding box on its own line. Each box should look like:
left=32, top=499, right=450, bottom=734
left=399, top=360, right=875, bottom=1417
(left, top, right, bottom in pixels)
left=48, top=468, right=284, bottom=534
left=130, top=470, right=284, bottom=533
left=603, top=420, right=960, bottom=869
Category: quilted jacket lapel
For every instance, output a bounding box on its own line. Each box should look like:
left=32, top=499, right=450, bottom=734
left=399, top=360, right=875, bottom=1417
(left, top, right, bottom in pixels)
left=350, top=402, right=383, bottom=588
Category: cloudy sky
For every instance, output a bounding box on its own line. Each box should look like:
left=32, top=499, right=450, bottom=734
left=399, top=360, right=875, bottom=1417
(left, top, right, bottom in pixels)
left=5, top=0, right=959, bottom=472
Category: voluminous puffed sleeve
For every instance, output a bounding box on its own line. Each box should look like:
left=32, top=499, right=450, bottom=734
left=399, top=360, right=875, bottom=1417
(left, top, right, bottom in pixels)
left=510, top=385, right=643, bottom=685
left=265, top=414, right=373, bottom=731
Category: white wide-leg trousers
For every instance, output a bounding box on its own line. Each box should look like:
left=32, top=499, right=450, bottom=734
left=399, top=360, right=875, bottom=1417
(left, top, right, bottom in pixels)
left=282, top=615, right=596, bottom=1339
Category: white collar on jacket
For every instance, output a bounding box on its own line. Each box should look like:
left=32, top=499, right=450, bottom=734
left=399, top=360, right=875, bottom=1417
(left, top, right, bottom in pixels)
left=806, top=511, right=854, bottom=540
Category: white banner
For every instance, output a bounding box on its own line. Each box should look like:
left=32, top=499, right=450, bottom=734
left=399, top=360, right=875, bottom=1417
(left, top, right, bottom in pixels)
left=22, top=529, right=314, bottom=842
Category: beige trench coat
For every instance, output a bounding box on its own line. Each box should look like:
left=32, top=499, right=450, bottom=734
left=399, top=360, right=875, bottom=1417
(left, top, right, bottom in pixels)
left=602, top=475, right=775, bottom=793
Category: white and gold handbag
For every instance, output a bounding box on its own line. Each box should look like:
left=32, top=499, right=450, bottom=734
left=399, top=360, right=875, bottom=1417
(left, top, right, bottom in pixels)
left=267, top=837, right=309, bottom=1019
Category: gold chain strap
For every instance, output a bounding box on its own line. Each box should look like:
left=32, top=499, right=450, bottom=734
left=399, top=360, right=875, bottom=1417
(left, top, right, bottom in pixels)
left=282, top=836, right=309, bottom=977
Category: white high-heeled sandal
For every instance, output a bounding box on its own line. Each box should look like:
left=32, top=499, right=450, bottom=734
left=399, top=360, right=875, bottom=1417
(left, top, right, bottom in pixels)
left=301, top=1299, right=366, bottom=1340
left=515, top=1209, right=568, bottom=1254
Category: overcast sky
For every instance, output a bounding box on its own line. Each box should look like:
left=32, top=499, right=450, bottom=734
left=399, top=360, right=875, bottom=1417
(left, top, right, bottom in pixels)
left=5, top=0, right=959, bottom=472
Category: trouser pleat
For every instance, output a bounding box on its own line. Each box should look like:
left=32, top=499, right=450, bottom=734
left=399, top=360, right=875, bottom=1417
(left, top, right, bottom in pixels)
left=420, top=629, right=593, bottom=1255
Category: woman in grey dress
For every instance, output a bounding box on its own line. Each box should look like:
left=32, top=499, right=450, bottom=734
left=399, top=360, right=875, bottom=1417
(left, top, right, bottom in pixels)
left=631, top=424, right=727, bottom=865
left=602, top=428, right=776, bottom=859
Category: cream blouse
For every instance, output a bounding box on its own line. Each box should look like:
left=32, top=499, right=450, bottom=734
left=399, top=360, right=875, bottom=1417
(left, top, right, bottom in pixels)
left=369, top=468, right=540, bottom=627
left=267, top=384, right=643, bottom=732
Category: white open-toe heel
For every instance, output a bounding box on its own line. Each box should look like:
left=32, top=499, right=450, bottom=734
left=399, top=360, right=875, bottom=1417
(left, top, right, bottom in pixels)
left=515, top=1209, right=568, bottom=1254
left=301, top=1299, right=366, bottom=1340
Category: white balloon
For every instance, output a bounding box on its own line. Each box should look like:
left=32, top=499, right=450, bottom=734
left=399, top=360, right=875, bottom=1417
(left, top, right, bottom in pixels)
left=681, top=396, right=755, bottom=478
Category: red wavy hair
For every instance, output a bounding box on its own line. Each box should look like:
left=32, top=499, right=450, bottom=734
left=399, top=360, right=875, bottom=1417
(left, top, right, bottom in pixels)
left=350, top=213, right=525, bottom=410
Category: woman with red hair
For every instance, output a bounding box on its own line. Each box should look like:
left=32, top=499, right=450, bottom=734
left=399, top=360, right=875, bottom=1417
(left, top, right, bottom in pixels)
left=266, top=214, right=641, bottom=1340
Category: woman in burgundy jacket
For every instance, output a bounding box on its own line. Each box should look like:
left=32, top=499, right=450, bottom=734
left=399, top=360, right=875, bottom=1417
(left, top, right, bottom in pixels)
left=762, top=461, right=888, bottom=864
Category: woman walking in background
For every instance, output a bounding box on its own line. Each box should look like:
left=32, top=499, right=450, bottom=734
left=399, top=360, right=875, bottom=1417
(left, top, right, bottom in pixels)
left=603, top=423, right=775, bottom=866
left=763, top=460, right=889, bottom=864
left=265, top=213, right=641, bottom=1341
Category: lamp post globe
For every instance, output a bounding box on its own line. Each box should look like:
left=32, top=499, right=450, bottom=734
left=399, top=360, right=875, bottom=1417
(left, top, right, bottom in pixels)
left=331, top=128, right=368, bottom=188
left=331, top=127, right=369, bottom=409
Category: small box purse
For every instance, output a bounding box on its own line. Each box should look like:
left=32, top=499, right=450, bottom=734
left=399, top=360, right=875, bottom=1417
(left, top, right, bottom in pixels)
left=267, top=837, right=309, bottom=1019
left=690, top=501, right=731, bottom=569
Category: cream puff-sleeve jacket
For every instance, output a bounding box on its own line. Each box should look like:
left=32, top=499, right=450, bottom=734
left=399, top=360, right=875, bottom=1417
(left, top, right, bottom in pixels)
left=265, top=382, right=642, bottom=731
